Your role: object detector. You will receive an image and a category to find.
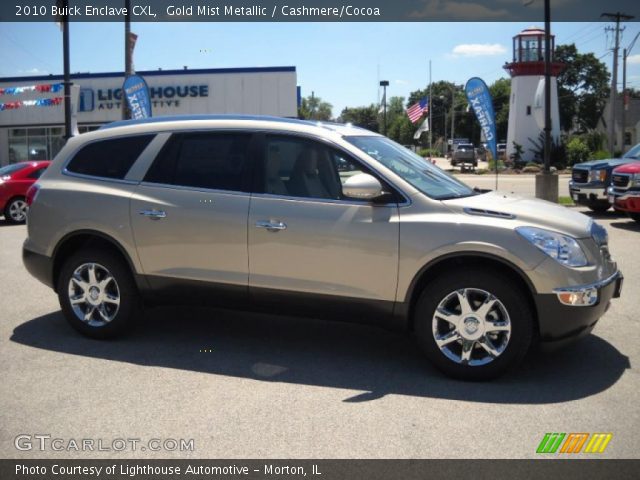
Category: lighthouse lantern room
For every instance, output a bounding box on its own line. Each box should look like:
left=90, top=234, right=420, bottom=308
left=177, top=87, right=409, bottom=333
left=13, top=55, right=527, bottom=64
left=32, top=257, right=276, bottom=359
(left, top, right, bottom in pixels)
left=504, top=26, right=564, bottom=164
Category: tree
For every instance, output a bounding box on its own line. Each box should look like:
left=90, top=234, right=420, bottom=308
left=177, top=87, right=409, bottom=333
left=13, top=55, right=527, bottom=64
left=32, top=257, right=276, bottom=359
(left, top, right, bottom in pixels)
left=387, top=114, right=416, bottom=145
left=489, top=78, right=511, bottom=142
left=298, top=95, right=333, bottom=121
left=337, top=105, right=380, bottom=132
left=626, top=88, right=640, bottom=99
left=407, top=81, right=479, bottom=146
left=555, top=44, right=610, bottom=132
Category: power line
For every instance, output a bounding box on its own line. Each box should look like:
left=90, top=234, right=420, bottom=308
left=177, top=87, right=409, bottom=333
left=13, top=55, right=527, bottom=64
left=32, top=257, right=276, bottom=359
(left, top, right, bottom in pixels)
left=0, top=30, right=58, bottom=73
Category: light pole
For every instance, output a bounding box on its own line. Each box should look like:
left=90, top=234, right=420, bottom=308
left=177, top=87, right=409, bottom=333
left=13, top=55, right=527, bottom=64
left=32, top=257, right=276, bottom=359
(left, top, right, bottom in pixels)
left=543, top=0, right=552, bottom=173
left=122, top=0, right=132, bottom=120
left=451, top=86, right=456, bottom=149
left=380, top=80, right=389, bottom=135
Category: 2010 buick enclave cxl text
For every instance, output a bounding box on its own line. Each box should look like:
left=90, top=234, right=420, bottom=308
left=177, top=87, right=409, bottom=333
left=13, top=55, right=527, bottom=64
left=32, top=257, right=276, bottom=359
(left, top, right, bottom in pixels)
left=22, top=115, right=623, bottom=380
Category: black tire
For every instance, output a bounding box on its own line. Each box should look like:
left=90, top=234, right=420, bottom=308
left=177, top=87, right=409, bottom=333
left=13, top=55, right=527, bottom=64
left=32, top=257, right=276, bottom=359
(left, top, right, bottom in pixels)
left=630, top=212, right=640, bottom=223
left=588, top=204, right=610, bottom=213
left=3, top=196, right=27, bottom=224
left=414, top=269, right=534, bottom=381
left=57, top=248, right=141, bottom=339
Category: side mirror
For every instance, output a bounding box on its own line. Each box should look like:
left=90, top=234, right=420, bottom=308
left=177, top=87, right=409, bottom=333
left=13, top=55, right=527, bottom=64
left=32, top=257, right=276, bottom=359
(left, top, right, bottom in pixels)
left=342, top=173, right=384, bottom=200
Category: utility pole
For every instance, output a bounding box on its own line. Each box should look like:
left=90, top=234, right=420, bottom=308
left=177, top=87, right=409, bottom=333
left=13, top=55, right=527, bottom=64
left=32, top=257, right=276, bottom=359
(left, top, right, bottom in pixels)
left=122, top=0, right=133, bottom=120
left=622, top=47, right=627, bottom=151
left=602, top=12, right=634, bottom=156
left=621, top=31, right=640, bottom=153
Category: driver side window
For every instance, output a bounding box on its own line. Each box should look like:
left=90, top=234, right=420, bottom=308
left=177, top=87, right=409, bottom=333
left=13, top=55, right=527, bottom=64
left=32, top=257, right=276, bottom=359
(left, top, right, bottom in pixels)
left=262, top=135, right=369, bottom=200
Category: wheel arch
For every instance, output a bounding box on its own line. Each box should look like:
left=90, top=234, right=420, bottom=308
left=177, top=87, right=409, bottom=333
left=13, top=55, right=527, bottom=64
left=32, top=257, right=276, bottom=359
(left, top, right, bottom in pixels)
left=51, top=230, right=146, bottom=294
left=403, top=252, right=539, bottom=334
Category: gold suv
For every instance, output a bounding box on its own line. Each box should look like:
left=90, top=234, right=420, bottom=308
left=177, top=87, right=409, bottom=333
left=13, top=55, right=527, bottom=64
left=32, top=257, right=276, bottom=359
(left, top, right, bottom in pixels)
left=23, top=115, right=622, bottom=380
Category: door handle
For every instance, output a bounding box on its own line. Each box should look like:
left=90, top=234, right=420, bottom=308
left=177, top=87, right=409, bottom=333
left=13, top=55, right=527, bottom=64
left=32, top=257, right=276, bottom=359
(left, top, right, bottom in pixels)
left=139, top=209, right=167, bottom=220
left=255, top=220, right=287, bottom=232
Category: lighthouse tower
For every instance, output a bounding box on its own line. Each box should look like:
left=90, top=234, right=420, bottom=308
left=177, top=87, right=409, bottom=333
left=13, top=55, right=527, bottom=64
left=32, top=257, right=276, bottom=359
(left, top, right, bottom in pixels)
left=504, top=27, right=564, bottom=164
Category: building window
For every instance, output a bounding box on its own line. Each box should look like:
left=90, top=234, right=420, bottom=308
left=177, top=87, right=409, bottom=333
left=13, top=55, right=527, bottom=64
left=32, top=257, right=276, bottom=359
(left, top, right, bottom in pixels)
left=526, top=106, right=532, bottom=115
left=8, top=126, right=66, bottom=163
left=624, top=132, right=631, bottom=146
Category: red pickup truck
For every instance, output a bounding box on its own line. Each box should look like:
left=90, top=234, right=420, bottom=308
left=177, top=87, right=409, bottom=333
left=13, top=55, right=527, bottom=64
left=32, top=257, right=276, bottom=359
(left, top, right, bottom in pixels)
left=608, top=162, right=640, bottom=223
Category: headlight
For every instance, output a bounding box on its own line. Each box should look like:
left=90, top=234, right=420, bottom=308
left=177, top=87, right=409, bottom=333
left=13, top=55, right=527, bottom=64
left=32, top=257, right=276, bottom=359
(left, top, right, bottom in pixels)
left=589, top=169, right=606, bottom=182
left=516, top=226, right=588, bottom=267
left=631, top=173, right=640, bottom=187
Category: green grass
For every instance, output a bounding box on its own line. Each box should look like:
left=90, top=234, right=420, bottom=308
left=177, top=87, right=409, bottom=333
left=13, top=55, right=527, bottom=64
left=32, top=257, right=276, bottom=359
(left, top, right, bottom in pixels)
left=558, top=196, right=575, bottom=206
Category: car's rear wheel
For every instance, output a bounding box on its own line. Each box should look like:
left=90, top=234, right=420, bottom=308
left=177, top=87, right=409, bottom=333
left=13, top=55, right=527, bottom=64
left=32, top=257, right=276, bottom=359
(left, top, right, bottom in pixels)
left=4, top=197, right=28, bottom=224
left=629, top=212, right=640, bottom=223
left=57, top=249, right=140, bottom=338
left=414, top=269, right=533, bottom=380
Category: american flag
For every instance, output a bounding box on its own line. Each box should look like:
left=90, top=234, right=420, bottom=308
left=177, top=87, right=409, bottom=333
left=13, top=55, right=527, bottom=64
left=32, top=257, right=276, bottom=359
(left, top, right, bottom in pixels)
left=406, top=97, right=429, bottom=123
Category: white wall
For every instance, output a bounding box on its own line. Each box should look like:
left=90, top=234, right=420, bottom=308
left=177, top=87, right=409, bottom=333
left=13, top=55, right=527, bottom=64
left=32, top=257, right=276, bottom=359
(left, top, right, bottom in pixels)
left=506, top=75, right=561, bottom=164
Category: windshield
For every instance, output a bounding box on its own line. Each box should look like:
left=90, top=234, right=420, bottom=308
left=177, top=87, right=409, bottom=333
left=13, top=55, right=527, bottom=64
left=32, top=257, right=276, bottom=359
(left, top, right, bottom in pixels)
left=623, top=144, right=640, bottom=159
left=345, top=136, right=476, bottom=200
left=457, top=144, right=474, bottom=150
left=0, top=163, right=27, bottom=177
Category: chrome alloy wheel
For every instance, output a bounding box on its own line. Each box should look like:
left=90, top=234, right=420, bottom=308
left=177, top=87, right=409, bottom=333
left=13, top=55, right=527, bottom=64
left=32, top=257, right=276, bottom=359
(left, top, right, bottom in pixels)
left=432, top=288, right=511, bottom=366
left=8, top=199, right=28, bottom=222
left=67, top=263, right=121, bottom=327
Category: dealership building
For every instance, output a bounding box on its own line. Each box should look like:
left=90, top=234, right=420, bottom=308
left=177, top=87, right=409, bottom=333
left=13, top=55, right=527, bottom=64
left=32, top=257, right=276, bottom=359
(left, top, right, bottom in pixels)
left=0, top=66, right=298, bottom=166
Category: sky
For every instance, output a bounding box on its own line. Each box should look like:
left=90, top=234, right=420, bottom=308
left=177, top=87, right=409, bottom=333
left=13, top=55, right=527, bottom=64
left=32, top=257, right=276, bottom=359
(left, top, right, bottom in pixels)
left=1, top=21, right=639, bottom=115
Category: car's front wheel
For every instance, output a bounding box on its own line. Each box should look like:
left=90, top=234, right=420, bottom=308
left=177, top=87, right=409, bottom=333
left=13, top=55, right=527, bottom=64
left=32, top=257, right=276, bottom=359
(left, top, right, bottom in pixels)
left=588, top=204, right=610, bottom=213
left=4, top=197, right=28, bottom=224
left=57, top=249, right=140, bottom=338
left=414, top=269, right=533, bottom=380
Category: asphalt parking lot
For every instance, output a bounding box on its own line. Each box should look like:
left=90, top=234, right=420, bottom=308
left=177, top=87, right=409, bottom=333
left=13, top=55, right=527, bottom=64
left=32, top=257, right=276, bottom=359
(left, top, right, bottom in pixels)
left=0, top=206, right=638, bottom=459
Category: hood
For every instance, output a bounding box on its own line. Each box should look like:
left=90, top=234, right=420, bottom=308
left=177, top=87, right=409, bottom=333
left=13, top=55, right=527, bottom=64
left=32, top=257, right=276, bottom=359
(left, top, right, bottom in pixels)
left=443, top=191, right=592, bottom=238
left=613, top=161, right=640, bottom=174
left=573, top=158, right=638, bottom=170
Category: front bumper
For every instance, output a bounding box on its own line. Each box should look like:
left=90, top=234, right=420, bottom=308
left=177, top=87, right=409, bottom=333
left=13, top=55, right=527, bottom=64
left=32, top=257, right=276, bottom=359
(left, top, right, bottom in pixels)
left=607, top=186, right=640, bottom=212
left=569, top=181, right=608, bottom=205
left=536, top=271, right=623, bottom=347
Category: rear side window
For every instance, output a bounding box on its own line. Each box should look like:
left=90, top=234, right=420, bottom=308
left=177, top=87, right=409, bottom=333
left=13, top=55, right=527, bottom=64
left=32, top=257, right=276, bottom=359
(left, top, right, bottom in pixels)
left=28, top=166, right=48, bottom=179
left=144, top=132, right=251, bottom=192
left=66, top=135, right=154, bottom=179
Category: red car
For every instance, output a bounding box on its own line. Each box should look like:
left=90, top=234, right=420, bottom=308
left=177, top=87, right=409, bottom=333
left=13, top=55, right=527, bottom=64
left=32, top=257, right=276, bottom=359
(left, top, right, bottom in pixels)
left=0, top=161, right=51, bottom=224
left=608, top=162, right=640, bottom=223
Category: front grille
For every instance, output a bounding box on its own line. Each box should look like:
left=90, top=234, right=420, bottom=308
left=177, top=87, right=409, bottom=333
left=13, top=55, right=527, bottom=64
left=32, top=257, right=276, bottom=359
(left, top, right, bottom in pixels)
left=572, top=169, right=588, bottom=183
left=611, top=174, right=630, bottom=188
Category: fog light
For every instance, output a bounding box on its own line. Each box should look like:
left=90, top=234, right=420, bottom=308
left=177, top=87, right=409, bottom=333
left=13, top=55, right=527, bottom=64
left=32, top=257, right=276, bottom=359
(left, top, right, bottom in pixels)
left=556, top=288, right=598, bottom=306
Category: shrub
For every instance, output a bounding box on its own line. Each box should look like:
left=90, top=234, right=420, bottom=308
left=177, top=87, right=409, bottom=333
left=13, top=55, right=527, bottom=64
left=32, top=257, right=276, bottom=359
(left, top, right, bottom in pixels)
left=417, top=148, right=441, bottom=158
left=582, top=130, right=606, bottom=153
left=522, top=165, right=541, bottom=173
left=592, top=150, right=611, bottom=160
left=566, top=137, right=591, bottom=166
left=488, top=159, right=506, bottom=170
left=528, top=132, right=567, bottom=169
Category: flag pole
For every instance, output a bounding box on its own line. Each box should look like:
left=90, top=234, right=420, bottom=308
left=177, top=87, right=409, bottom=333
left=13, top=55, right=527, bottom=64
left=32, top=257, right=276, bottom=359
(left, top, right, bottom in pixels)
left=428, top=60, right=433, bottom=156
